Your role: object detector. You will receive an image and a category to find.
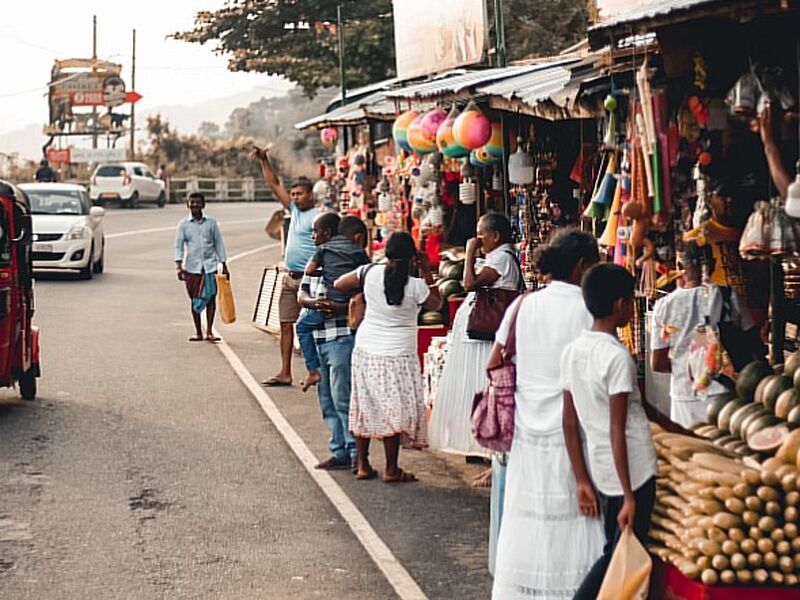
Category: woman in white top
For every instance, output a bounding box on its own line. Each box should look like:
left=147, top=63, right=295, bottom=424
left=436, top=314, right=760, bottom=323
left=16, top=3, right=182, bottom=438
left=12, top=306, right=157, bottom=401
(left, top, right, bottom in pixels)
left=336, top=231, right=442, bottom=482
left=429, top=213, right=523, bottom=466
left=490, top=229, right=604, bottom=600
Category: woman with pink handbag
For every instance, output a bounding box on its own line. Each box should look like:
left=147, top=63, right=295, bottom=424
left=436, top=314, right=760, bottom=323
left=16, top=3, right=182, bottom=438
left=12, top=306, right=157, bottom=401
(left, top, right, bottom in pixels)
left=490, top=229, right=605, bottom=600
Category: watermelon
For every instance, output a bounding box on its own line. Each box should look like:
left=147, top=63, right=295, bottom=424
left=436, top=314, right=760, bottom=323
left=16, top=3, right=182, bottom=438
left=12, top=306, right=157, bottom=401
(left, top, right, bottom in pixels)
left=420, top=310, right=444, bottom=325
left=784, top=351, right=800, bottom=380
left=794, top=367, right=800, bottom=393
left=718, top=399, right=746, bottom=432
left=707, top=394, right=738, bottom=423
left=763, top=376, right=793, bottom=412
left=788, top=405, right=800, bottom=427
left=748, top=424, right=791, bottom=453
left=438, top=278, right=463, bottom=300
left=744, top=414, right=781, bottom=442
left=730, top=403, right=766, bottom=437
left=775, top=389, right=800, bottom=420
left=755, top=375, right=777, bottom=405
left=739, top=407, right=771, bottom=440
left=737, top=361, right=773, bottom=403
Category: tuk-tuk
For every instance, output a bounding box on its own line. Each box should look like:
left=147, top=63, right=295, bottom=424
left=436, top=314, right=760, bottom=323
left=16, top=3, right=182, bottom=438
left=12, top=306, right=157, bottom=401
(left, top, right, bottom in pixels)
left=0, top=180, right=40, bottom=400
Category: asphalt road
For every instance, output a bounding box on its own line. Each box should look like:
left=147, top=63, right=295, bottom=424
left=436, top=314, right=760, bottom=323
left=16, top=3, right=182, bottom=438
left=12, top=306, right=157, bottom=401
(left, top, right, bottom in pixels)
left=0, top=202, right=492, bottom=599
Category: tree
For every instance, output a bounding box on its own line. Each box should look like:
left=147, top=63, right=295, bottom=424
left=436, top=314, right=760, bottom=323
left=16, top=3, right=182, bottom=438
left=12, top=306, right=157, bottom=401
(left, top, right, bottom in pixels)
left=175, top=0, right=395, bottom=98
left=501, top=0, right=589, bottom=61
left=198, top=121, right=222, bottom=140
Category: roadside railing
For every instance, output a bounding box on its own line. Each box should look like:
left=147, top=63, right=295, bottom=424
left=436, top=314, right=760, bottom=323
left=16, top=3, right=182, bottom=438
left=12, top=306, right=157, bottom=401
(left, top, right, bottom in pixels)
left=55, top=177, right=276, bottom=203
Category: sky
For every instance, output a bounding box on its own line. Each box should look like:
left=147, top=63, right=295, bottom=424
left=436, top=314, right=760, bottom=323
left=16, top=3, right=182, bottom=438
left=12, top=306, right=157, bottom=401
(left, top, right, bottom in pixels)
left=0, top=0, right=291, bottom=137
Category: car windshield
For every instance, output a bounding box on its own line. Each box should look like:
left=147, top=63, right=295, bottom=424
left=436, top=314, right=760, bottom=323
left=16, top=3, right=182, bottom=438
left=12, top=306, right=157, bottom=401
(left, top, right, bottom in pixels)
left=96, top=166, right=125, bottom=177
left=27, top=190, right=86, bottom=215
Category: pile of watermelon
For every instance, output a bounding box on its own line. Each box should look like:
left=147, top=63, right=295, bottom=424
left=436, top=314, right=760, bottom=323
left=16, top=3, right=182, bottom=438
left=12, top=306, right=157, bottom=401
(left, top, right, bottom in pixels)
left=694, top=355, right=800, bottom=460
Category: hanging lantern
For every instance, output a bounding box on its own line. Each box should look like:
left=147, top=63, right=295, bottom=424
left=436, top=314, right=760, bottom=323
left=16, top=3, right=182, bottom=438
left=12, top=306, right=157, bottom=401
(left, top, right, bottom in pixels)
left=393, top=110, right=419, bottom=153
left=320, top=127, right=338, bottom=147
left=485, top=122, right=504, bottom=158
left=453, top=101, right=492, bottom=150
left=459, top=180, right=477, bottom=205
left=436, top=106, right=470, bottom=158
left=407, top=113, right=437, bottom=155
left=508, top=137, right=534, bottom=185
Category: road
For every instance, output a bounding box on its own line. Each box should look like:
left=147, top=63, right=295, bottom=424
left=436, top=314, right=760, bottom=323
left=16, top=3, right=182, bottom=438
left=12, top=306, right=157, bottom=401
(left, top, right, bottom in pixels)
left=0, top=202, right=492, bottom=599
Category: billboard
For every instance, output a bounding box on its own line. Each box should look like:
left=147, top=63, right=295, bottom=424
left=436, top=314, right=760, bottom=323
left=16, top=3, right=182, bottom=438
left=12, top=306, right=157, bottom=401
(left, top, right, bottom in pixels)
left=46, top=147, right=126, bottom=164
left=392, top=0, right=486, bottom=80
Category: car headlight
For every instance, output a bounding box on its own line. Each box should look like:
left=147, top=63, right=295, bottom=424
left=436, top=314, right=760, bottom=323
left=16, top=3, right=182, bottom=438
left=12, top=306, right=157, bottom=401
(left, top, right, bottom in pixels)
left=66, top=224, right=90, bottom=240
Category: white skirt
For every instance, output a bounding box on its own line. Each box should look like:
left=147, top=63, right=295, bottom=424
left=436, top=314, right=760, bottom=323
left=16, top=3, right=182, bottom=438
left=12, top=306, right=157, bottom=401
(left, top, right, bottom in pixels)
left=428, top=298, right=492, bottom=457
left=492, top=427, right=604, bottom=600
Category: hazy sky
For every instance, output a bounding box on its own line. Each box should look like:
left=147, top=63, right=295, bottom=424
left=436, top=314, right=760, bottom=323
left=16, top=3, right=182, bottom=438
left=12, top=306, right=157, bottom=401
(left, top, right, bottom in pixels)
left=0, top=1, right=291, bottom=135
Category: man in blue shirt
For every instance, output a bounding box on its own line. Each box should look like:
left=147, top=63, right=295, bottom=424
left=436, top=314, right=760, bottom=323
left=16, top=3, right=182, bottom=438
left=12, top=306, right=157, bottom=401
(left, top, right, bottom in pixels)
left=174, top=192, right=229, bottom=342
left=254, top=146, right=319, bottom=387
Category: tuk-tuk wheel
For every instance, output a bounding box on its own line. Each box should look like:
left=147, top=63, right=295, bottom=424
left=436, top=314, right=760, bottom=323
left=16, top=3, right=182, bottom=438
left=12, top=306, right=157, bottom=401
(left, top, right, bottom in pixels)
left=20, top=367, right=37, bottom=401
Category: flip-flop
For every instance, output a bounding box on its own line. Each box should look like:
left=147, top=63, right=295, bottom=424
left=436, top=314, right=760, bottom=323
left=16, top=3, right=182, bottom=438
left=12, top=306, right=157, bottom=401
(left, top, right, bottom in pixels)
left=384, top=469, right=418, bottom=484
left=261, top=377, right=292, bottom=387
left=188, top=336, right=203, bottom=342
left=205, top=335, right=221, bottom=343
left=356, top=468, right=378, bottom=481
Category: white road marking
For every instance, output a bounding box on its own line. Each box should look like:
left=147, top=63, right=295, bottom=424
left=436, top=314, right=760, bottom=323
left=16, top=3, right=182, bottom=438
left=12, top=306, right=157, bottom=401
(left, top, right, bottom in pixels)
left=106, top=218, right=265, bottom=239
left=212, top=246, right=428, bottom=600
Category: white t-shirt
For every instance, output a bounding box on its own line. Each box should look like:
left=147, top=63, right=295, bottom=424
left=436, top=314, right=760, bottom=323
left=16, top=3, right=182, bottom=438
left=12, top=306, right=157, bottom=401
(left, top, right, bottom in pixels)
left=480, top=243, right=522, bottom=291
left=496, top=281, right=593, bottom=434
left=355, top=264, right=430, bottom=356
left=560, top=330, right=658, bottom=496
left=651, top=285, right=753, bottom=403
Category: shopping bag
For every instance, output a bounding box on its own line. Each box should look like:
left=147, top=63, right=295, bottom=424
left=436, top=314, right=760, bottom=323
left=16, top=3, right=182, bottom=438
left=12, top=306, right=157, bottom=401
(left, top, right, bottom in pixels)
left=597, top=529, right=652, bottom=600
left=215, top=274, right=236, bottom=324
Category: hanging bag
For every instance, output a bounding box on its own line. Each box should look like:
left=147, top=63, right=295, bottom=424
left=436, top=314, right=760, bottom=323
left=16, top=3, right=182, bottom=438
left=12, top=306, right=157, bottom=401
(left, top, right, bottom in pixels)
left=466, top=250, right=526, bottom=341
left=596, top=529, right=652, bottom=600
left=471, top=290, right=531, bottom=452
left=348, top=264, right=376, bottom=331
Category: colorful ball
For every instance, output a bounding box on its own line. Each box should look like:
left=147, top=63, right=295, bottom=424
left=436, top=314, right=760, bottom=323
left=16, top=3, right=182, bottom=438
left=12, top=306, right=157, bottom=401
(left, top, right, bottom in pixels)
left=320, top=127, right=338, bottom=147
left=393, top=110, right=418, bottom=153
left=485, top=122, right=503, bottom=158
left=407, top=113, right=437, bottom=155
left=436, top=107, right=470, bottom=158
left=470, top=147, right=498, bottom=167
left=420, top=108, right=448, bottom=143
left=453, top=102, right=491, bottom=150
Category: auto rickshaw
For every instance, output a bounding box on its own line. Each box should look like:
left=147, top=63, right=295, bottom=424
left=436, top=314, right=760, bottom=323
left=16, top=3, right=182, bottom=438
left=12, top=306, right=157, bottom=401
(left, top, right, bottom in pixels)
left=0, top=180, right=40, bottom=400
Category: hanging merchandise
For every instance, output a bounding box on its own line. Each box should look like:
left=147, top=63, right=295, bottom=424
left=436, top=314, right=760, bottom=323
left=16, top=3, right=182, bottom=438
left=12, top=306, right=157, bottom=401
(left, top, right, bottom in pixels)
left=393, top=110, right=419, bottom=153
left=437, top=106, right=470, bottom=158
left=470, top=147, right=498, bottom=167
left=407, top=112, right=438, bottom=155
left=508, top=137, right=534, bottom=185
left=740, top=200, right=770, bottom=258
left=603, top=94, right=618, bottom=148
left=320, top=127, right=338, bottom=148
left=420, top=107, right=448, bottom=145
left=460, top=161, right=477, bottom=205
left=492, top=169, right=503, bottom=192
left=452, top=101, right=492, bottom=150
left=485, top=122, right=504, bottom=158
left=584, top=152, right=617, bottom=220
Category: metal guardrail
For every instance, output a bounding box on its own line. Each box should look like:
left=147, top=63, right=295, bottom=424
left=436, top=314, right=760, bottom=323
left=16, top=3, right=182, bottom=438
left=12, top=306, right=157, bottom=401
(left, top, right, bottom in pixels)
left=60, top=177, right=276, bottom=203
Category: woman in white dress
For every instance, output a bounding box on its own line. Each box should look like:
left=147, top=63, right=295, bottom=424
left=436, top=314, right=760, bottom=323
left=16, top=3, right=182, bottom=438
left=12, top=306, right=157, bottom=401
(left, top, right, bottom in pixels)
left=491, top=229, right=605, bottom=600
left=429, top=213, right=523, bottom=466
left=336, top=231, right=442, bottom=482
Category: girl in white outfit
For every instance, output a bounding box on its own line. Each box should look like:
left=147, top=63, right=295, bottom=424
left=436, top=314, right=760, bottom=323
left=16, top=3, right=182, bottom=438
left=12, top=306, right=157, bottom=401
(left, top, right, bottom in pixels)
left=491, top=230, right=604, bottom=600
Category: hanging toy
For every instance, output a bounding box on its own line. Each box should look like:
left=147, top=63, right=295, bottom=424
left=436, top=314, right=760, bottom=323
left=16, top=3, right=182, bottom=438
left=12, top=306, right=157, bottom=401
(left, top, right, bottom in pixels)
left=584, top=152, right=618, bottom=220
left=603, top=94, right=618, bottom=149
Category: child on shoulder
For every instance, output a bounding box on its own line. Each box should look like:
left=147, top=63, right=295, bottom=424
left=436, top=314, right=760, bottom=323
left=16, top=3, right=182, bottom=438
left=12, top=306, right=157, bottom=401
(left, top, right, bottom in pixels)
left=297, top=214, right=369, bottom=391
left=560, top=263, right=658, bottom=599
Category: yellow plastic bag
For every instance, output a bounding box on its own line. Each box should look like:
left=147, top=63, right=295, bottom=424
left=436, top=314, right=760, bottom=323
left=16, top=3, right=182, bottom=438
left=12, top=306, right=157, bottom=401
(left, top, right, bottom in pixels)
left=215, top=274, right=236, bottom=324
left=597, top=529, right=652, bottom=600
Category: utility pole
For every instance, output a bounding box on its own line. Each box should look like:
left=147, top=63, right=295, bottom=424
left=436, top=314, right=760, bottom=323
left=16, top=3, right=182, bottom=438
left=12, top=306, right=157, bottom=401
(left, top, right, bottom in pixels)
left=337, top=3, right=346, bottom=105
left=91, top=15, right=98, bottom=150
left=493, top=0, right=507, bottom=67
left=130, top=29, right=136, bottom=160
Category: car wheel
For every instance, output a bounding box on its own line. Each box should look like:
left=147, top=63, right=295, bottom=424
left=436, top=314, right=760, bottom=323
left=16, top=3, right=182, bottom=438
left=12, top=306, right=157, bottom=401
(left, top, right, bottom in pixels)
left=19, top=366, right=37, bottom=401
left=79, top=244, right=94, bottom=280
left=156, top=192, right=166, bottom=208
left=129, top=191, right=139, bottom=209
left=93, top=241, right=105, bottom=274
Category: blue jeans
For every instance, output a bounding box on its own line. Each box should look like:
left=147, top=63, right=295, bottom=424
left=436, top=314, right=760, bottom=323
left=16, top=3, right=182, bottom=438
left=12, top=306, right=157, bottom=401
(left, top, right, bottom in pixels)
left=316, top=335, right=356, bottom=463
left=296, top=309, right=324, bottom=371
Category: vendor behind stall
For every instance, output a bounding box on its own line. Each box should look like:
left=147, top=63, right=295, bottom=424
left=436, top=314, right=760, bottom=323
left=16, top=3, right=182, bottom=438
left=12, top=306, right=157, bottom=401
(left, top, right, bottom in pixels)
left=651, top=242, right=758, bottom=427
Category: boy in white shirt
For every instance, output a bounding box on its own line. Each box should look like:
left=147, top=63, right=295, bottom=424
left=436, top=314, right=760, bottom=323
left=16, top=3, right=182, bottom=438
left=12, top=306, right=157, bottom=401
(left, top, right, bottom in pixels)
left=561, top=263, right=658, bottom=599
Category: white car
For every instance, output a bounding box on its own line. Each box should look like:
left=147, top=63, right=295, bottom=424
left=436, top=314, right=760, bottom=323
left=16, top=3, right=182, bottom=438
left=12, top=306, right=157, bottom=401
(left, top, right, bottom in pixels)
left=89, top=162, right=166, bottom=208
left=19, top=183, right=106, bottom=280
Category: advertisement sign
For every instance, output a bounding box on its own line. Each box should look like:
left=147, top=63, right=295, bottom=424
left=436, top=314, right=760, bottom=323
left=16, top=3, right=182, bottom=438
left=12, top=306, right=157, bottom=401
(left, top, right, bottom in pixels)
left=392, top=0, right=486, bottom=80
left=51, top=72, right=126, bottom=108
left=46, top=148, right=71, bottom=164
left=45, top=147, right=126, bottom=164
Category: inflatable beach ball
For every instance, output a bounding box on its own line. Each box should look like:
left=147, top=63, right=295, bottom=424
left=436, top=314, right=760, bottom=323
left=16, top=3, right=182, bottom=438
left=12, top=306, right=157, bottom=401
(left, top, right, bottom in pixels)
left=420, top=108, right=447, bottom=143
left=436, top=106, right=470, bottom=159
left=485, top=122, right=503, bottom=158
left=453, top=101, right=492, bottom=150
left=470, top=147, right=498, bottom=167
left=407, top=113, right=437, bottom=155
left=320, top=127, right=338, bottom=147
left=393, top=110, right=419, bottom=153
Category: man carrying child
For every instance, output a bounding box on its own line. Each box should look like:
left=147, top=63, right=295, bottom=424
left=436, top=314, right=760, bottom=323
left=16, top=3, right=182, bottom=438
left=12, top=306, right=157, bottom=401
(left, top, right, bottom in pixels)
left=297, top=214, right=369, bottom=472
left=561, top=263, right=658, bottom=599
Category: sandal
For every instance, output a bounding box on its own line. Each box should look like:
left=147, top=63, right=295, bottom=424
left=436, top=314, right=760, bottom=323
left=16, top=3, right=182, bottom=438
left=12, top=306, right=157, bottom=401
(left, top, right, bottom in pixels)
left=384, top=469, right=418, bottom=484
left=261, top=376, right=292, bottom=387
left=205, top=335, right=221, bottom=343
left=188, top=336, right=203, bottom=342
left=356, top=468, right=379, bottom=481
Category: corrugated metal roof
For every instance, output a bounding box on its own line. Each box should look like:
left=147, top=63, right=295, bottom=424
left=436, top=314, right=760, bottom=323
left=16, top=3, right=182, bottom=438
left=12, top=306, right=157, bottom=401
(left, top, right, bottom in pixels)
left=294, top=91, right=397, bottom=130
left=476, top=60, right=578, bottom=106
left=383, top=64, right=553, bottom=101
left=589, top=0, right=715, bottom=34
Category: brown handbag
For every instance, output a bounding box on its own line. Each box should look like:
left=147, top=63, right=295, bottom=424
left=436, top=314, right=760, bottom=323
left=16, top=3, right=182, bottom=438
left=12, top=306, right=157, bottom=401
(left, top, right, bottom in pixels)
left=348, top=264, right=376, bottom=330
left=466, top=251, right=525, bottom=341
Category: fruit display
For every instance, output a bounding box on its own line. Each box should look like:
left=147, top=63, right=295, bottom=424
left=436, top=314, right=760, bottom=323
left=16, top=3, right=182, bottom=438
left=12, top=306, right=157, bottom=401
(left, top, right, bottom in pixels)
left=649, top=423, right=800, bottom=586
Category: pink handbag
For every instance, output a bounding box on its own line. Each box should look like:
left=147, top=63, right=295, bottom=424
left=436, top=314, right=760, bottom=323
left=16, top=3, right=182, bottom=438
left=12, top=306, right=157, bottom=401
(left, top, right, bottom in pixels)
left=470, top=291, right=530, bottom=452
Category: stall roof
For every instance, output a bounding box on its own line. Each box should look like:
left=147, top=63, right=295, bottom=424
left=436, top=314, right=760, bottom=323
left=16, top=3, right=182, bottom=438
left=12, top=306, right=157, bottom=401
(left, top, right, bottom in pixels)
left=588, top=0, right=795, bottom=49
left=294, top=91, right=397, bottom=130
